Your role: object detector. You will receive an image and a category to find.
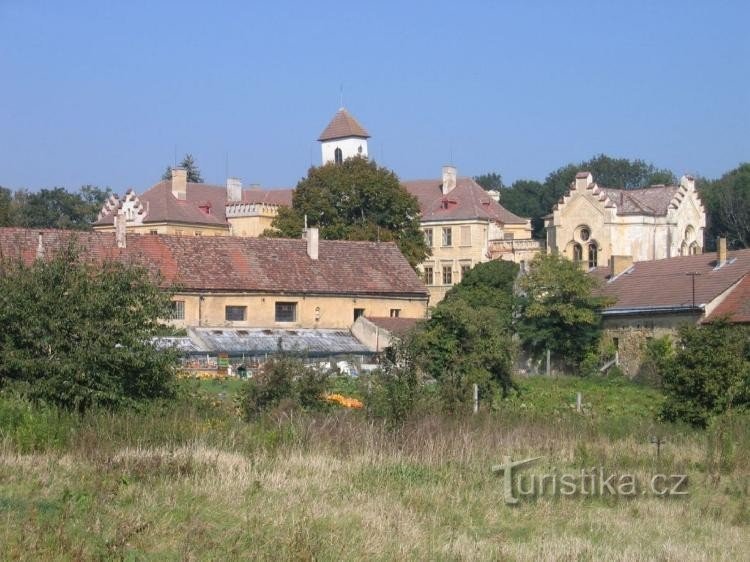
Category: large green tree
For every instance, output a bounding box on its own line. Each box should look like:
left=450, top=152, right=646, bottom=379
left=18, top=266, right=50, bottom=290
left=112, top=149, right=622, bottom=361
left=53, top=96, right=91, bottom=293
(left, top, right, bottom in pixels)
left=516, top=253, right=612, bottom=371
left=411, top=260, right=519, bottom=407
left=660, top=321, right=750, bottom=427
left=162, top=153, right=204, bottom=183
left=0, top=241, right=177, bottom=411
left=15, top=185, right=111, bottom=230
left=474, top=172, right=504, bottom=191
left=699, top=163, right=750, bottom=249
left=0, top=187, right=15, bottom=227
left=266, top=157, right=428, bottom=268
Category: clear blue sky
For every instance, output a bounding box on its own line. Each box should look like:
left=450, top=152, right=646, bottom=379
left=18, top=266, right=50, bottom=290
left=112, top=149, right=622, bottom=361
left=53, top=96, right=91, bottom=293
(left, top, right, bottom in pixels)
left=1, top=0, right=748, bottom=192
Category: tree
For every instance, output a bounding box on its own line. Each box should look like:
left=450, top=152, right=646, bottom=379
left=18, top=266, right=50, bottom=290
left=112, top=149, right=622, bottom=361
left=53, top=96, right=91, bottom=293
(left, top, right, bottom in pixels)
left=660, top=321, right=749, bottom=427
left=516, top=253, right=612, bottom=371
left=0, top=241, right=177, bottom=411
left=162, top=153, right=204, bottom=183
left=700, top=163, right=750, bottom=250
left=411, top=260, right=519, bottom=408
left=15, top=186, right=111, bottom=230
left=265, top=157, right=428, bottom=268
left=0, top=187, right=15, bottom=227
left=497, top=179, right=548, bottom=238
left=474, top=172, right=504, bottom=191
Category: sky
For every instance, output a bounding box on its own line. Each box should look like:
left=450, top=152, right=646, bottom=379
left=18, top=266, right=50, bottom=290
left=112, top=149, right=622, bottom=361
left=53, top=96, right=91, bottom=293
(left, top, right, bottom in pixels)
left=1, top=0, right=748, bottom=193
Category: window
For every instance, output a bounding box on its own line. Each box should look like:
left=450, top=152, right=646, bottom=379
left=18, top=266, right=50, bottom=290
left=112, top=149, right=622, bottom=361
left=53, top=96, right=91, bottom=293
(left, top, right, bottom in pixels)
left=149, top=229, right=158, bottom=235
left=354, top=308, right=365, bottom=322
left=572, top=243, right=583, bottom=262
left=612, top=337, right=620, bottom=350
left=460, top=226, right=471, bottom=246
left=424, top=228, right=433, bottom=247
left=390, top=309, right=400, bottom=318
left=170, top=300, right=185, bottom=320
left=442, top=227, right=452, bottom=247
left=588, top=243, right=598, bottom=268
left=460, top=263, right=471, bottom=280
left=194, top=231, right=202, bottom=236
left=225, top=305, right=246, bottom=321
left=504, top=232, right=515, bottom=241
left=275, top=302, right=297, bottom=322
left=334, top=147, right=343, bottom=164
left=442, top=265, right=453, bottom=285
left=423, top=266, right=434, bottom=285
left=579, top=227, right=590, bottom=242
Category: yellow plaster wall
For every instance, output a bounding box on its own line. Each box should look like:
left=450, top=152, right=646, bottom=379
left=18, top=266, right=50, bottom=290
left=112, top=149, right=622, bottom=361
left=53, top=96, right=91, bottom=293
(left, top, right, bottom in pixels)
left=167, top=293, right=428, bottom=330
left=227, top=215, right=277, bottom=237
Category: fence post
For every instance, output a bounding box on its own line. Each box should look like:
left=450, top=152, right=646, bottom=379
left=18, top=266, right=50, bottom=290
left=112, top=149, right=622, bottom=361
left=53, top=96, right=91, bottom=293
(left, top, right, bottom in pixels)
left=546, top=348, right=551, bottom=376
left=576, top=392, right=582, bottom=413
left=473, top=384, right=479, bottom=414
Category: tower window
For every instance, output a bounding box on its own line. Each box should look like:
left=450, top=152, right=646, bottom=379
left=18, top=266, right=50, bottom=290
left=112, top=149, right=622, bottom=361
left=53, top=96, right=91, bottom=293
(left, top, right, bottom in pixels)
left=334, top=147, right=343, bottom=164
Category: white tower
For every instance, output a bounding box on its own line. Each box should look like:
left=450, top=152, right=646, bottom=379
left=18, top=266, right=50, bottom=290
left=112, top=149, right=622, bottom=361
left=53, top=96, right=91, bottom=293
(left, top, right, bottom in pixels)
left=318, top=108, right=370, bottom=165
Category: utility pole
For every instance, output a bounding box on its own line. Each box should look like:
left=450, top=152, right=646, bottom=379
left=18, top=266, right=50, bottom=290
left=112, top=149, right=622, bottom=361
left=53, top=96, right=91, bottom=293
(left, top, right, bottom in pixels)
left=686, top=272, right=701, bottom=308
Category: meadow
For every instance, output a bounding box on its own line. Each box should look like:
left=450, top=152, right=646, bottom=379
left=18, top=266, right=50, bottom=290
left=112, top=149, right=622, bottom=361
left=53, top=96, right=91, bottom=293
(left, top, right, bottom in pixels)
left=0, top=375, right=748, bottom=561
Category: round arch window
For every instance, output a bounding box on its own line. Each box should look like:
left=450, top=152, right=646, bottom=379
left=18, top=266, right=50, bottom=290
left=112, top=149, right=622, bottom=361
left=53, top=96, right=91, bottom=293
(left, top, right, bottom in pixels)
left=578, top=227, right=590, bottom=242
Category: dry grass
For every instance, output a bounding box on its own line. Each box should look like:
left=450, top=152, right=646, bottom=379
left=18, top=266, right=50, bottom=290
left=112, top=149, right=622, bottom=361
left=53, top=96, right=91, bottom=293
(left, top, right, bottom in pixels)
left=1, top=408, right=748, bottom=561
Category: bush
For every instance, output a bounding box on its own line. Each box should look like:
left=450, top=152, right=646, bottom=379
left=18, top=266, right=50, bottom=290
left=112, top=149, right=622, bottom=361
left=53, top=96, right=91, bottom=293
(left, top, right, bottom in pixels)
left=0, top=240, right=177, bottom=412
left=660, top=322, right=750, bottom=427
left=366, top=343, right=424, bottom=424
left=238, top=356, right=330, bottom=419
left=636, top=336, right=674, bottom=387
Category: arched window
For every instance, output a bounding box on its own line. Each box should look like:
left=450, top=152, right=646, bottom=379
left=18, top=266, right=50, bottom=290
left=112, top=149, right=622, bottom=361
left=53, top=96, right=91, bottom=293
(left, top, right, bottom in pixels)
left=334, top=147, right=343, bottom=164
left=689, top=242, right=699, bottom=255
left=588, top=243, right=598, bottom=268
left=680, top=241, right=688, bottom=256
left=572, top=243, right=583, bottom=262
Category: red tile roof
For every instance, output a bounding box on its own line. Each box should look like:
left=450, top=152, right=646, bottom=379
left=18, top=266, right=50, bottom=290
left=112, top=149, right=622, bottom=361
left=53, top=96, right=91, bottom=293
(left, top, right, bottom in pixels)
left=402, top=177, right=528, bottom=224
left=365, top=316, right=421, bottom=335
left=595, top=249, right=750, bottom=313
left=318, top=108, right=370, bottom=141
left=94, top=182, right=293, bottom=226
left=0, top=228, right=429, bottom=298
left=706, top=275, right=750, bottom=324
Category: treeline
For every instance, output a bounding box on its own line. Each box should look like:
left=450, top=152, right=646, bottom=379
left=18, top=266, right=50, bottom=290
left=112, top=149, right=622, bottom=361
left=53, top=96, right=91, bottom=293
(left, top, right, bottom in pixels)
left=475, top=155, right=750, bottom=249
left=0, top=185, right=111, bottom=230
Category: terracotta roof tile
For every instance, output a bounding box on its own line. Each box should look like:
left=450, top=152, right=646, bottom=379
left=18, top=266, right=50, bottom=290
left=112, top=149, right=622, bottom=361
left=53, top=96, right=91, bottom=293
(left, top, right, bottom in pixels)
left=596, top=250, right=750, bottom=313
left=402, top=177, right=528, bottom=224
left=318, top=108, right=370, bottom=141
left=0, top=228, right=429, bottom=298
left=706, top=275, right=750, bottom=324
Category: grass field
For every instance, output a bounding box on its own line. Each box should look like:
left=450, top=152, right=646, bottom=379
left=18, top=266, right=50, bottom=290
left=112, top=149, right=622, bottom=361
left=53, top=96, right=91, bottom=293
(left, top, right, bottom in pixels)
left=1, top=375, right=748, bottom=561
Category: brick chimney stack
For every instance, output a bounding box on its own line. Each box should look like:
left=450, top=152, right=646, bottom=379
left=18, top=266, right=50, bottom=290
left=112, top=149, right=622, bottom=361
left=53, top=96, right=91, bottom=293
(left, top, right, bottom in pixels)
left=115, top=210, right=127, bottom=249
left=305, top=227, right=319, bottom=260
left=226, top=177, right=242, bottom=203
left=442, top=165, right=457, bottom=195
left=717, top=237, right=727, bottom=266
left=171, top=168, right=187, bottom=200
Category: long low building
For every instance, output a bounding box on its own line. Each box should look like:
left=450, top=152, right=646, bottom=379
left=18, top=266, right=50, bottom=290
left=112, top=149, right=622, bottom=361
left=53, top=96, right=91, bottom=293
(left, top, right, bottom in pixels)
left=0, top=227, right=430, bottom=330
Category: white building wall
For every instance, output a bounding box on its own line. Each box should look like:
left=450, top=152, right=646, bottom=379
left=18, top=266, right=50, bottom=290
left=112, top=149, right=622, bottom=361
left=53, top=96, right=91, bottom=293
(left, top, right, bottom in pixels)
left=321, top=137, right=369, bottom=165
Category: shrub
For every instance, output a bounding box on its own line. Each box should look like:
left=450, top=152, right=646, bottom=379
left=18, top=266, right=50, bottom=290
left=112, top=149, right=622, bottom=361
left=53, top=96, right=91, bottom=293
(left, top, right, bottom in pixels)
left=366, top=343, right=423, bottom=424
left=0, top=240, right=177, bottom=412
left=238, top=356, right=329, bottom=419
left=636, top=335, right=674, bottom=387
left=660, top=322, right=750, bottom=427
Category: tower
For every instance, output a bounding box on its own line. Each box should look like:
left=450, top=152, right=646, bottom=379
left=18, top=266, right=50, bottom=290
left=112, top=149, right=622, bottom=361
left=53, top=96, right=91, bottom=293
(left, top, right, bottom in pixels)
left=318, top=108, right=370, bottom=165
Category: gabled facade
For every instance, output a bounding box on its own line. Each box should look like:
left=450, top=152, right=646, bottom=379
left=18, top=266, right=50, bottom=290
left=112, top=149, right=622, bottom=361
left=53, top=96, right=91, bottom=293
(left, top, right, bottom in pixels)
left=546, top=172, right=706, bottom=270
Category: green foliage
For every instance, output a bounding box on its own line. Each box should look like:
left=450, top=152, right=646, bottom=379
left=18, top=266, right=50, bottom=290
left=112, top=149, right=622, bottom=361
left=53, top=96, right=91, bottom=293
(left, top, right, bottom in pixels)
left=473, top=172, right=503, bottom=191
left=265, top=157, right=428, bottom=267
left=162, top=153, right=204, bottom=183
left=498, top=179, right=548, bottom=237
left=660, top=322, right=750, bottom=427
left=516, top=253, right=612, bottom=371
left=367, top=342, right=425, bottom=424
left=237, top=355, right=329, bottom=419
left=412, top=262, right=518, bottom=409
left=699, top=163, right=750, bottom=249
left=636, top=335, right=675, bottom=387
left=0, top=241, right=177, bottom=411
left=12, top=185, right=111, bottom=230
left=0, top=186, right=16, bottom=227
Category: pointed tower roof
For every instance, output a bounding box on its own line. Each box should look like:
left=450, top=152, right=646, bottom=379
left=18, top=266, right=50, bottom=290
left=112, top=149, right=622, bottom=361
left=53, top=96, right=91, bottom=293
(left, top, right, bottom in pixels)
left=318, top=108, right=370, bottom=141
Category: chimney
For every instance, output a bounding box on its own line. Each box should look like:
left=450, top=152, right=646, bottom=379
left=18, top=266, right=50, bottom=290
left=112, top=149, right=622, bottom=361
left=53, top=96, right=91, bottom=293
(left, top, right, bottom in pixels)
left=36, top=232, right=44, bottom=259
left=226, top=177, right=242, bottom=203
left=305, top=227, right=319, bottom=260
left=609, top=255, right=633, bottom=277
left=575, top=171, right=592, bottom=190
left=442, top=165, right=457, bottom=195
left=115, top=210, right=126, bottom=249
left=171, top=168, right=187, bottom=200
left=717, top=237, right=727, bottom=266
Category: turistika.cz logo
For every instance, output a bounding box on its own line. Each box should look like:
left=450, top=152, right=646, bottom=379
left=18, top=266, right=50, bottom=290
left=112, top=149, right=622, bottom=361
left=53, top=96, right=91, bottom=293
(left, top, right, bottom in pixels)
left=491, top=456, right=688, bottom=505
